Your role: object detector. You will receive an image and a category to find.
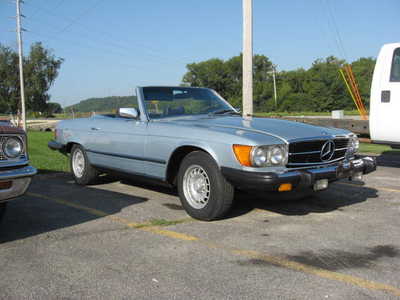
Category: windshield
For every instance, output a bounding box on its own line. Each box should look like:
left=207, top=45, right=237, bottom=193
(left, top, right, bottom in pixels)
left=142, top=87, right=234, bottom=119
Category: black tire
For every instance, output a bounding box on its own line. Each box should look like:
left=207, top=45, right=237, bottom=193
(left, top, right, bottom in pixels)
left=177, top=151, right=234, bottom=221
left=0, top=202, right=7, bottom=223
left=70, top=144, right=99, bottom=185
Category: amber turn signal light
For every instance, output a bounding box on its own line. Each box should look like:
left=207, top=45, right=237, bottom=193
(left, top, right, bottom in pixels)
left=232, top=145, right=253, bottom=167
left=278, top=183, right=292, bottom=192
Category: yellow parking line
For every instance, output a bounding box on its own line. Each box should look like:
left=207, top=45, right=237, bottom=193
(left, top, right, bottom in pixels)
left=140, top=226, right=198, bottom=241
left=28, top=192, right=112, bottom=218
left=337, top=182, right=400, bottom=193
left=27, top=192, right=197, bottom=241
left=27, top=191, right=400, bottom=297
left=232, top=249, right=400, bottom=297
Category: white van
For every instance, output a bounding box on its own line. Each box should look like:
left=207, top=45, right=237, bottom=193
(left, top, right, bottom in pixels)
left=370, top=43, right=400, bottom=148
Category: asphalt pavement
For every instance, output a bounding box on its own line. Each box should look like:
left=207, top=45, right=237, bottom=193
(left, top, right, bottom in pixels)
left=1, top=154, right=400, bottom=299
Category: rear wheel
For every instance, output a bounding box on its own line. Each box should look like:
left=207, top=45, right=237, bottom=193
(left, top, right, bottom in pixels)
left=70, top=144, right=99, bottom=185
left=0, top=202, right=7, bottom=223
left=177, top=151, right=234, bottom=221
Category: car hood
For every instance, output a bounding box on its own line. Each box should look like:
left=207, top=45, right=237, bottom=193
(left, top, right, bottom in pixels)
left=167, top=116, right=349, bottom=142
left=0, top=123, right=24, bottom=135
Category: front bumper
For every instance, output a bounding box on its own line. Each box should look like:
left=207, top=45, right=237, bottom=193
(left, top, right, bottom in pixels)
left=0, top=165, right=37, bottom=202
left=221, top=156, right=377, bottom=192
left=48, top=140, right=65, bottom=152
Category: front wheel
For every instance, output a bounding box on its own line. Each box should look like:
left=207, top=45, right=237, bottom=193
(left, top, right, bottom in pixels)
left=177, top=151, right=234, bottom=221
left=70, top=144, right=99, bottom=185
left=0, top=202, right=7, bottom=223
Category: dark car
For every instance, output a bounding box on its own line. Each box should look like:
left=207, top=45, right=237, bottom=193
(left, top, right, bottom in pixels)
left=0, top=122, right=37, bottom=222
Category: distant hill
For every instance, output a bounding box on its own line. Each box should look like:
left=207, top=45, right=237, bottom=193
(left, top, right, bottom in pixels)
left=65, top=96, right=137, bottom=112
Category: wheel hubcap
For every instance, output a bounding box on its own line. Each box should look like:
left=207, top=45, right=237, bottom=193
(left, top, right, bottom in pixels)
left=183, top=165, right=210, bottom=209
left=72, top=149, right=85, bottom=178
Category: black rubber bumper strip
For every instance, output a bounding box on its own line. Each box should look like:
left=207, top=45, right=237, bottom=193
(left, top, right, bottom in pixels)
left=48, top=140, right=65, bottom=152
left=221, top=156, right=377, bottom=192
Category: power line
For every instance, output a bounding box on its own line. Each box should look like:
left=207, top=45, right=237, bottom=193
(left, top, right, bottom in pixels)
left=322, top=0, right=348, bottom=61
left=51, top=0, right=104, bottom=37
left=27, top=0, right=65, bottom=20
left=24, top=1, right=193, bottom=66
left=27, top=28, right=182, bottom=70
left=27, top=30, right=177, bottom=73
left=25, top=16, right=190, bottom=67
left=315, top=0, right=336, bottom=57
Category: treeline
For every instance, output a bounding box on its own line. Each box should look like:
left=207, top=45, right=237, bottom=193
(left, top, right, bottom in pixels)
left=0, top=42, right=63, bottom=116
left=182, top=54, right=375, bottom=112
left=65, top=96, right=138, bottom=113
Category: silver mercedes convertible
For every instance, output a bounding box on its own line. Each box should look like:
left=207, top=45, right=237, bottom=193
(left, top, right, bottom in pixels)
left=49, top=86, right=376, bottom=220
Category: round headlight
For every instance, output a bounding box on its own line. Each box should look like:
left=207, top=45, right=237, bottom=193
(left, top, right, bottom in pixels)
left=270, top=146, right=285, bottom=165
left=3, top=137, right=23, bottom=158
left=251, top=147, right=269, bottom=167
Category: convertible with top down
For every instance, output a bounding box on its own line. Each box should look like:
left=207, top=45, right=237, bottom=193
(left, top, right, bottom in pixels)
left=48, top=86, right=376, bottom=220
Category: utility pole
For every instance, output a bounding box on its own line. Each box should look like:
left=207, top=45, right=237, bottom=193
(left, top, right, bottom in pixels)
left=242, top=0, right=253, bottom=117
left=16, top=0, right=26, bottom=130
left=272, top=65, right=277, bottom=109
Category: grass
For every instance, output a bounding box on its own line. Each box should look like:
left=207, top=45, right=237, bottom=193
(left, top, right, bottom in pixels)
left=134, top=218, right=191, bottom=228
left=28, top=131, right=69, bottom=173
left=359, top=143, right=400, bottom=155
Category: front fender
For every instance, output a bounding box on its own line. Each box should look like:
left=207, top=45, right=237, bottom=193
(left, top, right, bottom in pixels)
left=171, top=140, right=221, bottom=166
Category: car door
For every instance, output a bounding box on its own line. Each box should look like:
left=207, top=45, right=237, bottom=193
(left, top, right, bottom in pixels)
left=85, top=116, right=148, bottom=175
left=370, top=44, right=400, bottom=144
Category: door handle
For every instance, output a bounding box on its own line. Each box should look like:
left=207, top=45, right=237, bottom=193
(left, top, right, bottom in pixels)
left=381, top=90, right=391, bottom=103
left=91, top=127, right=101, bottom=131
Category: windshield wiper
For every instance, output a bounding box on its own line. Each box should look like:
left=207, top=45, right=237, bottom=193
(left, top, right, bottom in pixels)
left=209, top=109, right=240, bottom=116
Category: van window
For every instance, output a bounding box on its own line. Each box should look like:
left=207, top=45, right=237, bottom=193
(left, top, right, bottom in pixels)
left=390, top=48, right=400, bottom=82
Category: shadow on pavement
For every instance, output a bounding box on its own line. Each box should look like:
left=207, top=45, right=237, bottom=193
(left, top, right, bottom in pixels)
left=229, top=183, right=378, bottom=217
left=72, top=172, right=380, bottom=220
left=285, top=244, right=400, bottom=271
left=0, top=174, right=147, bottom=244
left=120, top=178, right=177, bottom=196
left=376, top=152, right=400, bottom=168
left=1, top=169, right=380, bottom=240
left=110, top=175, right=379, bottom=219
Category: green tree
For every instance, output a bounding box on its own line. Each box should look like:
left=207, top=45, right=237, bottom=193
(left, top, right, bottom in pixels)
left=182, top=54, right=273, bottom=110
left=46, top=102, right=62, bottom=116
left=0, top=42, right=63, bottom=114
left=350, top=57, right=375, bottom=107
left=65, top=96, right=138, bottom=113
left=0, top=45, right=19, bottom=112
left=24, top=42, right=64, bottom=113
left=181, top=54, right=375, bottom=113
left=306, top=56, right=347, bottom=111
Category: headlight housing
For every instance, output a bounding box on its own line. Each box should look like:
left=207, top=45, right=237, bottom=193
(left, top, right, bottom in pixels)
left=3, top=137, right=24, bottom=158
left=347, top=135, right=359, bottom=155
left=233, top=144, right=288, bottom=167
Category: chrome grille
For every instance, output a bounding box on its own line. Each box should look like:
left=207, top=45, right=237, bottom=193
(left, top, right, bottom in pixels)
left=0, top=137, right=6, bottom=161
left=287, top=138, right=349, bottom=168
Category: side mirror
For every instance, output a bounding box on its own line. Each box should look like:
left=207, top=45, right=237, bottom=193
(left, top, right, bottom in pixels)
left=118, top=107, right=139, bottom=119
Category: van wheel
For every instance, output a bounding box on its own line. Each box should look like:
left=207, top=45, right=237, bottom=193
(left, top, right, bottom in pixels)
left=0, top=203, right=7, bottom=223
left=177, top=151, right=234, bottom=221
left=70, top=144, right=99, bottom=185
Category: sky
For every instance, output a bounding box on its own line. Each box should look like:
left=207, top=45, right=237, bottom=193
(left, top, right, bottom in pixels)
left=1, top=0, right=399, bottom=107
